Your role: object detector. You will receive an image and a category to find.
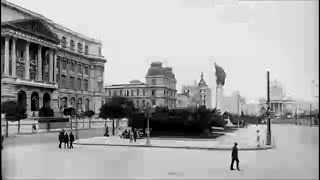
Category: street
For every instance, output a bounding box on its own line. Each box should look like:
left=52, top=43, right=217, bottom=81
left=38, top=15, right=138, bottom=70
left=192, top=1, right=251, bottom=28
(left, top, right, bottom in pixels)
left=1, top=125, right=319, bottom=179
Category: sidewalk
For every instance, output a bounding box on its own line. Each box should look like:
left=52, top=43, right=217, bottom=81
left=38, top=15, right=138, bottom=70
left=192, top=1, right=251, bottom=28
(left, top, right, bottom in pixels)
left=74, top=125, right=273, bottom=151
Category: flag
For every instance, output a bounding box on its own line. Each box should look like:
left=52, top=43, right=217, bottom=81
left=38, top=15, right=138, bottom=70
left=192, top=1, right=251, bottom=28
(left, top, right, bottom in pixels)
left=214, top=63, right=226, bottom=86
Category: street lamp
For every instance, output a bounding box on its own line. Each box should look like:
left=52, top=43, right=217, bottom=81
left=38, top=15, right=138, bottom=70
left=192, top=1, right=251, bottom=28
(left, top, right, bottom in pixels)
left=144, top=101, right=152, bottom=145
left=266, top=71, right=272, bottom=146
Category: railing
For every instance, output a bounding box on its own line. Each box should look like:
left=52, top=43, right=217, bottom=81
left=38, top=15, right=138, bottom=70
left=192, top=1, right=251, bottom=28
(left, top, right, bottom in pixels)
left=1, top=118, right=128, bottom=136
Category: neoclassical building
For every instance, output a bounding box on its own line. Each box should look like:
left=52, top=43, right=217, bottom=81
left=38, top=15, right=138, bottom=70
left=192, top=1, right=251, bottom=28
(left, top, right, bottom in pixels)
left=259, top=80, right=295, bottom=117
left=105, top=62, right=177, bottom=109
left=180, top=73, right=212, bottom=108
left=1, top=0, right=106, bottom=115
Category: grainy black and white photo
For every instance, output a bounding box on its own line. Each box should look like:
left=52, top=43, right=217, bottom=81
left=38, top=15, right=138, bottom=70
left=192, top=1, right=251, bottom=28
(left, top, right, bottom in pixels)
left=1, top=0, right=319, bottom=179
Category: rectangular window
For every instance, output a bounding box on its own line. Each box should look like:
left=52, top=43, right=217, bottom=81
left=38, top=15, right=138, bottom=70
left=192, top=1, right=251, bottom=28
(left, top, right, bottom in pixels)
left=84, top=79, right=88, bottom=91
left=143, top=89, right=146, bottom=96
left=69, top=77, right=74, bottom=89
left=76, top=78, right=81, bottom=90
left=70, top=62, right=75, bottom=72
left=164, top=90, right=166, bottom=96
left=84, top=66, right=89, bottom=75
left=137, top=89, right=139, bottom=96
left=60, top=75, right=66, bottom=88
left=62, top=61, right=67, bottom=70
left=142, top=100, right=145, bottom=107
left=131, top=90, right=134, bottom=96
left=120, top=90, right=123, bottom=96
left=204, top=95, right=206, bottom=99
left=77, top=64, right=82, bottom=74
left=204, top=100, right=206, bottom=105
left=152, top=79, right=156, bottom=85
left=152, top=90, right=156, bottom=96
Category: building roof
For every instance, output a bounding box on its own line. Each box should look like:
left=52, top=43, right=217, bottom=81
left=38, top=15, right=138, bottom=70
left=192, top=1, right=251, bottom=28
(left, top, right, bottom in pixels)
left=198, top=72, right=208, bottom=87
left=1, top=0, right=102, bottom=44
left=146, top=62, right=176, bottom=80
left=105, top=82, right=148, bottom=89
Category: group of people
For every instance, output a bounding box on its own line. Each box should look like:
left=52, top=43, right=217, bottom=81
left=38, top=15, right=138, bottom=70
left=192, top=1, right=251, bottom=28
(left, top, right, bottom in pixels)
left=120, top=128, right=139, bottom=142
left=58, top=129, right=75, bottom=149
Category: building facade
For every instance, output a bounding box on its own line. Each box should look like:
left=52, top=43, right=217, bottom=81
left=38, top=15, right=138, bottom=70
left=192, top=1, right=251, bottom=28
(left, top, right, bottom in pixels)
left=259, top=80, right=295, bottom=117
left=105, top=62, right=177, bottom=109
left=180, top=73, right=212, bottom=108
left=104, top=80, right=151, bottom=108
left=176, top=92, right=192, bottom=108
left=221, top=91, right=245, bottom=115
left=1, top=0, right=107, bottom=115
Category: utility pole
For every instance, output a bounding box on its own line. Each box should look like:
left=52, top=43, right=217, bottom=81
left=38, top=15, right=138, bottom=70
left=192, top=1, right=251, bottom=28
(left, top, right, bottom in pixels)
left=266, top=71, right=272, bottom=146
left=310, top=104, right=312, bottom=127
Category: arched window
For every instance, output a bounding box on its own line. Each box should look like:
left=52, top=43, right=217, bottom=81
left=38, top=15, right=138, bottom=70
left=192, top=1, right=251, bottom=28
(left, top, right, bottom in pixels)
left=70, top=40, right=75, bottom=50
left=77, top=43, right=83, bottom=53
left=61, top=36, right=66, bottom=48
left=85, top=45, right=89, bottom=55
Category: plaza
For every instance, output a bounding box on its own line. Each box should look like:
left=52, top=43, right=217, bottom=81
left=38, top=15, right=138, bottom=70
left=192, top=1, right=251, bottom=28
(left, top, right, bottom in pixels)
left=2, top=124, right=318, bottom=179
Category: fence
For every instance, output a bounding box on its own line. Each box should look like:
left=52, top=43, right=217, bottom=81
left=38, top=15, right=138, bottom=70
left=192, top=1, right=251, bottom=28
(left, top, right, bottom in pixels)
left=1, top=118, right=129, bottom=136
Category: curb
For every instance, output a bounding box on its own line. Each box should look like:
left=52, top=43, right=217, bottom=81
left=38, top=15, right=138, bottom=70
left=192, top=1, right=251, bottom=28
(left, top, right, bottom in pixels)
left=73, top=142, right=273, bottom=151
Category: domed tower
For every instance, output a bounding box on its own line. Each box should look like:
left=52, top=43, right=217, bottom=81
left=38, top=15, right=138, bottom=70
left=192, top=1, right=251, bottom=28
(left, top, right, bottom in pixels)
left=197, top=72, right=212, bottom=108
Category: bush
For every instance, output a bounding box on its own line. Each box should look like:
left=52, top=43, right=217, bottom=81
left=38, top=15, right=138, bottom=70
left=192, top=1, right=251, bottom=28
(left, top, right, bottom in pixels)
left=83, top=110, right=95, bottom=117
left=63, top=108, right=76, bottom=116
left=1, top=100, right=27, bottom=121
left=39, top=106, right=54, bottom=117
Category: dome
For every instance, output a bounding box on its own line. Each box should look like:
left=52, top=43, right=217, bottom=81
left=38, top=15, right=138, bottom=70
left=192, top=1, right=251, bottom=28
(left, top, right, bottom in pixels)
left=198, top=72, right=207, bottom=86
left=146, top=62, right=166, bottom=76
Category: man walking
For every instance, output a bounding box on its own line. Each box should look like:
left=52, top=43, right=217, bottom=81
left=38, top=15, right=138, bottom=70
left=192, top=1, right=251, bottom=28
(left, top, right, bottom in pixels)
left=58, top=130, right=64, bottom=149
left=230, top=142, right=240, bottom=171
left=69, top=132, right=74, bottom=149
left=64, top=132, right=69, bottom=149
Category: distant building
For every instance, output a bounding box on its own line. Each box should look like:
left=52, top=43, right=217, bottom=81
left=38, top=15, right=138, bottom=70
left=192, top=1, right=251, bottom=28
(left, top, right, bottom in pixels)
left=221, top=91, right=245, bottom=115
left=180, top=73, right=212, bottom=108
left=104, top=62, right=177, bottom=109
left=244, top=103, right=260, bottom=116
left=176, top=92, right=192, bottom=108
left=259, top=80, right=295, bottom=117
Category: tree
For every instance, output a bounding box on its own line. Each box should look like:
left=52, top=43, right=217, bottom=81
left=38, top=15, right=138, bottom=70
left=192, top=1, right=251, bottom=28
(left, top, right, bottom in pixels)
left=209, top=108, right=226, bottom=128
left=1, top=101, right=27, bottom=137
left=99, top=96, right=128, bottom=135
left=83, top=110, right=95, bottom=128
left=197, top=105, right=211, bottom=135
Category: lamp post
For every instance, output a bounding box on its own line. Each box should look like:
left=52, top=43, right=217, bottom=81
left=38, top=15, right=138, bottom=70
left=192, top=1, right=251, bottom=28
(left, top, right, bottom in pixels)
left=266, top=71, right=272, bottom=146
left=144, top=101, right=152, bottom=145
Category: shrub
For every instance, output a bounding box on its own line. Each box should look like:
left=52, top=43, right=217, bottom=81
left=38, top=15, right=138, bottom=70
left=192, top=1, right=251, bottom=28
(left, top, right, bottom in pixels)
left=39, top=106, right=54, bottom=117
left=1, top=100, right=27, bottom=121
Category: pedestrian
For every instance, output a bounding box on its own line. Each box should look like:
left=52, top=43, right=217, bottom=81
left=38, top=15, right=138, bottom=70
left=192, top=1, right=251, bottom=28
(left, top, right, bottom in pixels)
left=104, top=126, right=109, bottom=137
left=32, top=123, right=37, bottom=134
left=129, top=129, right=133, bottom=143
left=256, top=130, right=260, bottom=147
left=133, top=128, right=137, bottom=142
left=2, top=135, right=4, bottom=150
left=69, top=132, right=74, bottom=149
left=58, top=130, right=64, bottom=149
left=64, top=132, right=69, bottom=149
left=230, top=142, right=240, bottom=171
left=241, top=120, right=244, bottom=128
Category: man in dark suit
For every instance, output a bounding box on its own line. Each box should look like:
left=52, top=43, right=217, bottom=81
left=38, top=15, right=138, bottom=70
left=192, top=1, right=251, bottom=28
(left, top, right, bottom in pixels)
left=69, top=132, right=74, bottom=149
left=230, top=142, right=240, bottom=171
left=64, top=133, right=69, bottom=149
left=58, top=130, right=64, bottom=149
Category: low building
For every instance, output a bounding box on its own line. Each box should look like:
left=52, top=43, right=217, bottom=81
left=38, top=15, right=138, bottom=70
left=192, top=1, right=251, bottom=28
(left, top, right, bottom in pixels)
left=104, top=62, right=177, bottom=109
left=181, top=73, right=212, bottom=108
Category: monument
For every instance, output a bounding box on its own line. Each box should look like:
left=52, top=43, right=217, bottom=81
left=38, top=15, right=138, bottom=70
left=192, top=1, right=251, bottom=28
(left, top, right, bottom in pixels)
left=214, top=63, right=226, bottom=110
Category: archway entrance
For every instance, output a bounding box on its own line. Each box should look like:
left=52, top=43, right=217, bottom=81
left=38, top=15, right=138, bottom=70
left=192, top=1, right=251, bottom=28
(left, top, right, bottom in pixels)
left=31, top=92, right=39, bottom=111
left=43, top=93, right=51, bottom=108
left=17, top=90, right=27, bottom=109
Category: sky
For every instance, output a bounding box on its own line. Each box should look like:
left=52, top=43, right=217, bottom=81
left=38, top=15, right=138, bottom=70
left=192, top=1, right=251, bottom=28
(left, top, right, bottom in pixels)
left=7, top=0, right=319, bottom=104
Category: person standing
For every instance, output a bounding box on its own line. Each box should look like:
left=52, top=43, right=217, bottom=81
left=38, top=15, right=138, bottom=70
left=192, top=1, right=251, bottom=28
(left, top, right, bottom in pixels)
left=129, top=129, right=133, bottom=143
left=58, top=130, right=64, bottom=149
left=64, top=132, right=69, bottom=149
left=256, top=130, right=260, bottom=147
left=133, top=128, right=137, bottom=142
left=230, top=142, right=240, bottom=171
left=69, top=132, right=74, bottom=149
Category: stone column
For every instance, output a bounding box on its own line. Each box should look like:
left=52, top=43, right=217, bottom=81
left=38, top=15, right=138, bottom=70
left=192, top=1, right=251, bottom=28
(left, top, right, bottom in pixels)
left=24, top=42, right=30, bottom=80
left=26, top=91, right=32, bottom=112
left=37, top=45, right=42, bottom=81
left=53, top=50, right=57, bottom=83
left=49, top=49, right=54, bottom=82
left=11, top=37, right=17, bottom=77
left=4, top=36, right=10, bottom=76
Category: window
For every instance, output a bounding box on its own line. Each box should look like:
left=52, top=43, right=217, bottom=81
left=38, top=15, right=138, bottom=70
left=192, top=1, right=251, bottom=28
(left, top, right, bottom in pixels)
left=70, top=62, right=75, bottom=72
left=85, top=45, right=89, bottom=55
left=84, top=79, right=88, bottom=91
left=131, top=90, right=134, bottom=96
left=143, top=89, right=146, bottom=96
left=109, top=90, right=111, bottom=96
left=127, top=90, right=129, bottom=96
left=152, top=90, right=156, bottom=96
left=164, top=90, right=166, bottom=96
left=137, top=100, right=140, bottom=107
left=204, top=95, right=206, bottom=99
left=84, top=66, right=89, bottom=75
left=151, top=79, right=156, bottom=85
left=61, top=75, right=67, bottom=88
left=77, top=42, right=83, bottom=53
left=77, top=64, right=82, bottom=74
left=200, top=95, right=202, bottom=99
left=76, top=78, right=82, bottom=90
left=69, top=77, right=75, bottom=89
left=62, top=60, right=67, bottom=70
left=70, top=40, right=75, bottom=50
left=61, top=36, right=66, bottom=48
left=137, top=89, right=139, bottom=96
left=98, top=47, right=101, bottom=56
left=120, top=90, right=123, bottom=96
